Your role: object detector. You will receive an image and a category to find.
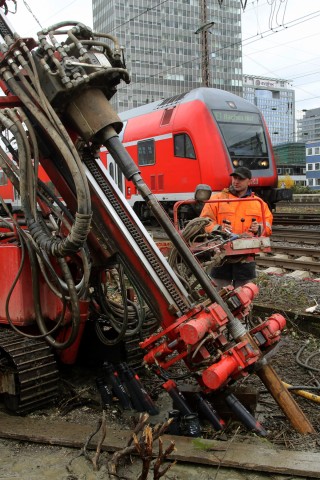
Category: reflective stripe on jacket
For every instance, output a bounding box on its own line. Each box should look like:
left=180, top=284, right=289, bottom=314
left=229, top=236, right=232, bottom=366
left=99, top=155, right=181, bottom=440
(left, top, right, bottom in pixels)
left=200, top=190, right=273, bottom=236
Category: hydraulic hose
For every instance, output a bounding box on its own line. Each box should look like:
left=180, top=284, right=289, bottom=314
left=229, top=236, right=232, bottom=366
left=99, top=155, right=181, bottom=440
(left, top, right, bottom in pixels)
left=1, top=72, right=92, bottom=257
left=101, top=127, right=246, bottom=340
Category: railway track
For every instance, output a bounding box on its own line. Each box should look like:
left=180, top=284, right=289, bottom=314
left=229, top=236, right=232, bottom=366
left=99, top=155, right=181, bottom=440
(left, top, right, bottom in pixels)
left=259, top=228, right=320, bottom=276
left=150, top=225, right=320, bottom=246
left=270, top=244, right=320, bottom=258
left=256, top=251, right=320, bottom=275
left=273, top=213, right=320, bottom=226
left=149, top=225, right=320, bottom=276
left=271, top=226, right=320, bottom=244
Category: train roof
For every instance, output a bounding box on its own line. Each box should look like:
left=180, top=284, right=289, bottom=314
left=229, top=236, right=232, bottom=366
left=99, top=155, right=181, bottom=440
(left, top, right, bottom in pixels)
left=119, top=87, right=260, bottom=121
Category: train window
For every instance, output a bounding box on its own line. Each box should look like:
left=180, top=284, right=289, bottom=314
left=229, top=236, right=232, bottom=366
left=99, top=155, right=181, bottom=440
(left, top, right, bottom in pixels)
left=174, top=133, right=196, bottom=159
left=212, top=110, right=269, bottom=169
left=0, top=170, right=7, bottom=186
left=138, top=139, right=155, bottom=166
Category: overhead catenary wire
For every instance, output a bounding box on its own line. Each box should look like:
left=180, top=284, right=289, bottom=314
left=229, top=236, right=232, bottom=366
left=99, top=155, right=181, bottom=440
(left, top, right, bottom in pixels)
left=104, top=4, right=320, bottom=91
left=15, top=0, right=320, bottom=103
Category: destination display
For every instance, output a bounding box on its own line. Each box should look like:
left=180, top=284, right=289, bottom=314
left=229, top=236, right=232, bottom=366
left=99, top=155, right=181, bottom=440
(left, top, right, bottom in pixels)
left=213, top=110, right=260, bottom=125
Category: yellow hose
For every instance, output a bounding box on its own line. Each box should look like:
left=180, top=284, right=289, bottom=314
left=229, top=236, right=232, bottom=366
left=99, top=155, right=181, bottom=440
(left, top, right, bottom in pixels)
left=282, top=382, right=320, bottom=404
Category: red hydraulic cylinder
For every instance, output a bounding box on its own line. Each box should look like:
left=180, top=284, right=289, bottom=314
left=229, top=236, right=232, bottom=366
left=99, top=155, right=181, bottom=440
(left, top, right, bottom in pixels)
left=250, top=313, right=286, bottom=347
left=234, top=283, right=259, bottom=307
left=179, top=303, right=227, bottom=345
left=202, top=342, right=258, bottom=390
left=202, top=351, right=243, bottom=390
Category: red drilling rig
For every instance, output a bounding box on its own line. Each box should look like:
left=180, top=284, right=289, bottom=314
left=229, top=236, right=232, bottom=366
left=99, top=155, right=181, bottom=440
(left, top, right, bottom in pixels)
left=0, top=1, right=313, bottom=435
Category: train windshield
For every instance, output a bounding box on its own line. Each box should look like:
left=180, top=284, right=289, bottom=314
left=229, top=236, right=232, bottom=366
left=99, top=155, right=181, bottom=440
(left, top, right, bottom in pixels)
left=212, top=110, right=269, bottom=170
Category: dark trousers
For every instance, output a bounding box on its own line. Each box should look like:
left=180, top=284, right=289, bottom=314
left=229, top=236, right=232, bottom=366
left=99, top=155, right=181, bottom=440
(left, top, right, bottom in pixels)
left=210, top=261, right=256, bottom=289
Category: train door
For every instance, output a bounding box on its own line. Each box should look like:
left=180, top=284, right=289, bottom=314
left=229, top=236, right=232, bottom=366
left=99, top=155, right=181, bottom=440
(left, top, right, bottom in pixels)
left=106, top=121, right=127, bottom=195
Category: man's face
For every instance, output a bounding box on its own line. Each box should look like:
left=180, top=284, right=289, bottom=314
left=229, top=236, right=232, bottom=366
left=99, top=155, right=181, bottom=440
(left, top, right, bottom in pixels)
left=231, top=175, right=250, bottom=195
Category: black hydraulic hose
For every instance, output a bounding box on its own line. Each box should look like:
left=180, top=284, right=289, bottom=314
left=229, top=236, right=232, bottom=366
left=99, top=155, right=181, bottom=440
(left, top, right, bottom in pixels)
left=32, top=250, right=82, bottom=350
left=2, top=73, right=92, bottom=257
left=37, top=179, right=74, bottom=222
left=305, top=350, right=320, bottom=367
left=80, top=40, right=113, bottom=57
left=4, top=230, right=67, bottom=340
left=97, top=285, right=144, bottom=336
left=95, top=262, right=129, bottom=346
left=286, top=385, right=320, bottom=391
left=296, top=343, right=320, bottom=373
left=103, top=131, right=246, bottom=338
left=0, top=145, right=21, bottom=191
left=0, top=200, right=80, bottom=347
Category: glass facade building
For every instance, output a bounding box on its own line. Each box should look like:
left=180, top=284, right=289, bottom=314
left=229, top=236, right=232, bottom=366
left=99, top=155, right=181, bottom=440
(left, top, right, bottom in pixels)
left=92, top=0, right=243, bottom=112
left=243, top=75, right=295, bottom=146
left=297, top=108, right=320, bottom=142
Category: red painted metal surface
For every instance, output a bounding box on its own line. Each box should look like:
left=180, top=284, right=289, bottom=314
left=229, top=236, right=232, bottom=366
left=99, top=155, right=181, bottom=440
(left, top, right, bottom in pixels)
left=0, top=244, right=65, bottom=326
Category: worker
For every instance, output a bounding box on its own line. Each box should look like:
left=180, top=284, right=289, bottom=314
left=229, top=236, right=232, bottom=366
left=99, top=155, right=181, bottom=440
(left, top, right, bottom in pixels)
left=200, top=166, right=273, bottom=289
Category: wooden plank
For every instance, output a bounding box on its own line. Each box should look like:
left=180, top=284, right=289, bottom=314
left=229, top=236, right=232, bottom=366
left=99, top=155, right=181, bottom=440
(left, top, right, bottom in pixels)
left=0, top=412, right=319, bottom=477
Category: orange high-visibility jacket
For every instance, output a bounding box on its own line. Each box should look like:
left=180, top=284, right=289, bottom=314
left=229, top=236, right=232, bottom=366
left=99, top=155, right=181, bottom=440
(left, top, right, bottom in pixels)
left=200, top=189, right=273, bottom=236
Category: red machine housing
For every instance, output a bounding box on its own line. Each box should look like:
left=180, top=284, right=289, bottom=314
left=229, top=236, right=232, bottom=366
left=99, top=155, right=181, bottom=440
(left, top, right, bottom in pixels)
left=0, top=237, right=64, bottom=326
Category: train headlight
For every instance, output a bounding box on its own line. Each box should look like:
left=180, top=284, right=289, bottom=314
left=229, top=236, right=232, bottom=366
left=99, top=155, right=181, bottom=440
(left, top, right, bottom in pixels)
left=234, top=159, right=244, bottom=166
left=195, top=184, right=212, bottom=201
left=259, top=160, right=269, bottom=167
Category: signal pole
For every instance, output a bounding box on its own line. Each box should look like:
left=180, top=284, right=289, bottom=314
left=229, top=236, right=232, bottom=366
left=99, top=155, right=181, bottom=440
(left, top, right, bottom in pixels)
left=195, top=1, right=214, bottom=88
left=200, top=0, right=209, bottom=87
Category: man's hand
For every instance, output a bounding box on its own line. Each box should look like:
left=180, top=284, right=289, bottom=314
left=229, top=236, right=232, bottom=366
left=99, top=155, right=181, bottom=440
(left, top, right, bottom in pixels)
left=249, top=219, right=260, bottom=234
left=222, top=219, right=232, bottom=234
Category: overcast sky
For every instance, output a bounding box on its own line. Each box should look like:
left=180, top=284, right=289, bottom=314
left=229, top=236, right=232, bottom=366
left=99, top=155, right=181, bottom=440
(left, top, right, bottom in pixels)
left=242, top=0, right=320, bottom=113
left=5, top=0, right=320, bottom=112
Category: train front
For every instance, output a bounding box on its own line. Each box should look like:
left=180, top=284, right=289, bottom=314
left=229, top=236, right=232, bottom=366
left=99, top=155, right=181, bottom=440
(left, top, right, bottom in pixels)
left=203, top=88, right=293, bottom=208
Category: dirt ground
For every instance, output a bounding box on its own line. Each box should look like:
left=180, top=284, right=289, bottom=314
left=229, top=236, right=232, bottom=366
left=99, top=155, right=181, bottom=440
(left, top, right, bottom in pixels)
left=0, top=437, right=308, bottom=480
left=0, top=329, right=319, bottom=479
left=0, top=273, right=320, bottom=479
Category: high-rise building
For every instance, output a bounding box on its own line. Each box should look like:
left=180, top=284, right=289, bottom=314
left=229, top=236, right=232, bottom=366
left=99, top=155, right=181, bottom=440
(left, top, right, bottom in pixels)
left=243, top=75, right=295, bottom=146
left=297, top=108, right=320, bottom=142
left=92, top=0, right=243, bottom=112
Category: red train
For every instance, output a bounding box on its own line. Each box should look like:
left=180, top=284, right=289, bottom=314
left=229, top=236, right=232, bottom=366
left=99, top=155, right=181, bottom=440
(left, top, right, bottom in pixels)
left=0, top=87, right=290, bottom=219
left=101, top=87, right=291, bottom=223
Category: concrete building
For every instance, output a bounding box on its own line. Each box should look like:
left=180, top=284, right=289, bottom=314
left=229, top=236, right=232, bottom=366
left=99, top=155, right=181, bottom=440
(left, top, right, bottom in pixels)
left=92, top=0, right=243, bottom=112
left=243, top=75, right=295, bottom=146
left=297, top=108, right=320, bottom=142
left=305, top=140, right=320, bottom=190
left=273, top=142, right=306, bottom=187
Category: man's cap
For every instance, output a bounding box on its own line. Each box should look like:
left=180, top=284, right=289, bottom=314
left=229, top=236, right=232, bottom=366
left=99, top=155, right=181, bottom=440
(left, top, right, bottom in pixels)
left=230, top=167, right=252, bottom=179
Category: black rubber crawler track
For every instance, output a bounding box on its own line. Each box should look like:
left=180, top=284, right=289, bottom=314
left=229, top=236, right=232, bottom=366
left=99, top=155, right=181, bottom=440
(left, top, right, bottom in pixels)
left=0, top=329, right=59, bottom=414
